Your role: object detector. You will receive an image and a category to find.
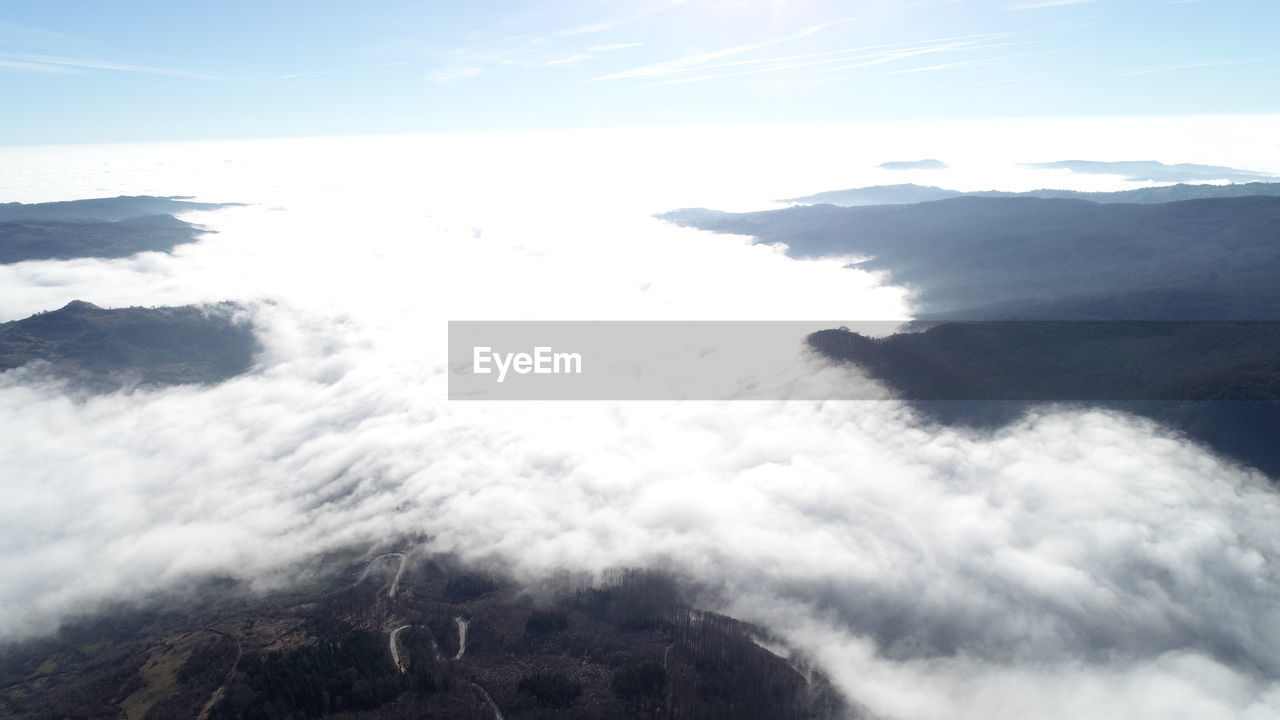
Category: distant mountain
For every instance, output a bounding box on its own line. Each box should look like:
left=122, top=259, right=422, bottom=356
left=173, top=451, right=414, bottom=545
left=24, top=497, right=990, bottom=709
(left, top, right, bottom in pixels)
left=1021, top=160, right=1276, bottom=183
left=661, top=195, right=1280, bottom=319
left=877, top=159, right=948, bottom=171
left=0, top=300, right=257, bottom=390
left=0, top=195, right=241, bottom=263
left=781, top=181, right=1280, bottom=207
left=809, top=323, right=1280, bottom=403
left=809, top=324, right=1280, bottom=477
left=783, top=183, right=965, bottom=206
left=0, top=195, right=240, bottom=223
left=666, top=190, right=1280, bottom=476
left=0, top=217, right=208, bottom=263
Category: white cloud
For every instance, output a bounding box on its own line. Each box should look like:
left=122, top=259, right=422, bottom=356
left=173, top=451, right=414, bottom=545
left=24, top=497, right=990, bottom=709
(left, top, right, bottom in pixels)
left=1010, top=0, right=1102, bottom=8
left=591, top=16, right=874, bottom=82
left=588, top=42, right=645, bottom=52
left=0, top=51, right=225, bottom=79
left=618, top=33, right=1025, bottom=86
left=0, top=58, right=80, bottom=73
left=426, top=64, right=482, bottom=83
left=1116, top=58, right=1261, bottom=76
left=545, top=53, right=593, bottom=66
left=2, top=120, right=1280, bottom=719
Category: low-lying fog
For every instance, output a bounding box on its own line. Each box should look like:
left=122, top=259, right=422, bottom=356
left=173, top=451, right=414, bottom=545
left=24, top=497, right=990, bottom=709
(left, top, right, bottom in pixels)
left=2, top=117, right=1280, bottom=719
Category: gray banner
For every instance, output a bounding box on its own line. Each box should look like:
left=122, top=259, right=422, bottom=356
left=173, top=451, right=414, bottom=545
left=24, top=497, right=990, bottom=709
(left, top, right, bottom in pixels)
left=448, top=321, right=900, bottom=400
left=449, top=321, right=1280, bottom=402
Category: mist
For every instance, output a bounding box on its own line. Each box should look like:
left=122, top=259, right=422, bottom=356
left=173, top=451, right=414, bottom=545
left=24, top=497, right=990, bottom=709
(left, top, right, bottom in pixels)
left=3, top=117, right=1280, bottom=719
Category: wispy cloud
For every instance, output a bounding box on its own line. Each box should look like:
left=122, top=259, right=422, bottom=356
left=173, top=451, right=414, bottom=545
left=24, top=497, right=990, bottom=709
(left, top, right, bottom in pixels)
left=883, top=49, right=1057, bottom=75
left=589, top=42, right=645, bottom=53
left=0, top=19, right=77, bottom=47
left=591, top=15, right=876, bottom=83
left=1115, top=58, right=1261, bottom=76
left=547, top=0, right=691, bottom=39
left=280, top=61, right=410, bottom=81
left=280, top=69, right=339, bottom=80
left=423, top=5, right=661, bottom=82
left=604, top=32, right=1028, bottom=87
left=0, top=51, right=225, bottom=79
left=426, top=65, right=482, bottom=84
left=546, top=53, right=593, bottom=66
left=0, top=58, right=80, bottom=74
left=1010, top=0, right=1102, bottom=9
left=805, top=37, right=1033, bottom=76
left=545, top=43, right=644, bottom=68
left=364, top=38, right=424, bottom=54
left=884, top=58, right=1001, bottom=75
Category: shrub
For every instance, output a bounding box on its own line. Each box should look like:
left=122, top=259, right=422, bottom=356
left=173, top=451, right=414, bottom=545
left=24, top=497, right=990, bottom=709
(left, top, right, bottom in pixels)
left=524, top=610, right=569, bottom=635
left=611, top=661, right=666, bottom=701
left=517, top=671, right=581, bottom=709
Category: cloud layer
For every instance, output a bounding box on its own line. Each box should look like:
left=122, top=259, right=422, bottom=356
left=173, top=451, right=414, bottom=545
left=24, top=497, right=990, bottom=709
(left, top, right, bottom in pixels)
left=2, top=120, right=1280, bottom=719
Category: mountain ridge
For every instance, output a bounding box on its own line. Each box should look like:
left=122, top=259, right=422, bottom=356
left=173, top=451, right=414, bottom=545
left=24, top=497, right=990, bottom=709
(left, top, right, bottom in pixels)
left=0, top=195, right=242, bottom=264
left=781, top=181, right=1280, bottom=207
left=0, top=300, right=258, bottom=390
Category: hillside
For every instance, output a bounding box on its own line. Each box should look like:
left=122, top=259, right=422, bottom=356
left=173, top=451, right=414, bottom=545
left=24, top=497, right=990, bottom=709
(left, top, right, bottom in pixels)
left=808, top=324, right=1280, bottom=476
left=781, top=181, right=1280, bottom=207
left=662, top=195, right=1280, bottom=319
left=664, top=191, right=1280, bottom=478
left=0, top=196, right=240, bottom=223
left=878, top=158, right=948, bottom=170
left=0, top=559, right=848, bottom=720
left=0, top=301, right=257, bottom=390
left=1019, top=160, right=1276, bottom=183
left=0, top=196, right=241, bottom=264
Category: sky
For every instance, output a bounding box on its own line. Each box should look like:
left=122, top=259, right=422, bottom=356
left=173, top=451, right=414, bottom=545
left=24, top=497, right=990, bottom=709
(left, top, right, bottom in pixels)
left=1, top=0, right=1278, bottom=144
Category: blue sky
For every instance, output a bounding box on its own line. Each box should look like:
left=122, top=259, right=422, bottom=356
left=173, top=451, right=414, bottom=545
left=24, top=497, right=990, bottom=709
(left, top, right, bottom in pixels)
left=1, top=0, right=1276, bottom=144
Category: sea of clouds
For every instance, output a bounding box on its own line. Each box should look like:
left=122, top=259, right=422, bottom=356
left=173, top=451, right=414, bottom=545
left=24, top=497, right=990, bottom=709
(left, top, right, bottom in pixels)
left=2, top=117, right=1280, bottom=719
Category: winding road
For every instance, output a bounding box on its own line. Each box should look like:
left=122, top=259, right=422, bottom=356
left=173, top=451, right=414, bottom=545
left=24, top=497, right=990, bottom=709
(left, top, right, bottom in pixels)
left=388, top=624, right=416, bottom=673
left=470, top=682, right=506, bottom=720
left=355, top=552, right=407, bottom=598
left=453, top=616, right=469, bottom=660
left=365, top=551, right=498, bottom=720
left=385, top=615, right=498, bottom=719
left=196, top=630, right=242, bottom=720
